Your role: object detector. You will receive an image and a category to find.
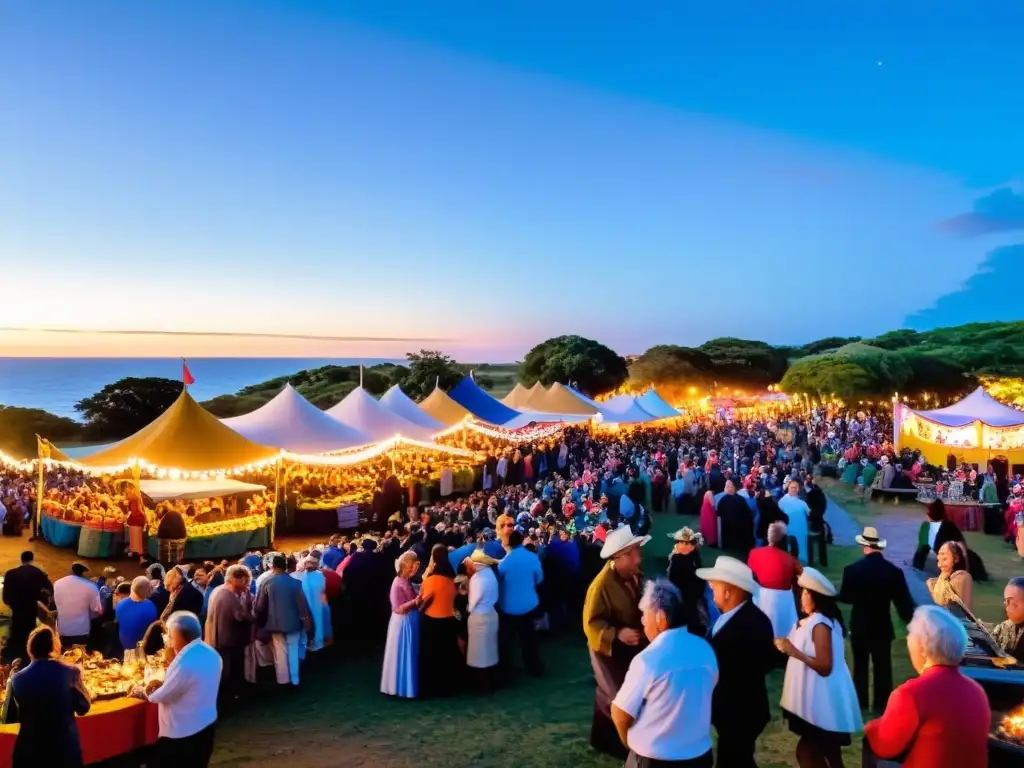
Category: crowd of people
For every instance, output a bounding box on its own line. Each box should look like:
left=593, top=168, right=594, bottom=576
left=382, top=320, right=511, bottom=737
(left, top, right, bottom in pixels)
left=2, top=404, right=1024, bottom=767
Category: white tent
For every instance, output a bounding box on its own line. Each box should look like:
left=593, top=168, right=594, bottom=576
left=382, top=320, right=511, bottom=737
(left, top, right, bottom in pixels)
left=636, top=388, right=681, bottom=419
left=139, top=478, right=266, bottom=502
left=379, top=385, right=446, bottom=431
left=911, top=386, right=1024, bottom=428
left=326, top=387, right=438, bottom=443
left=222, top=384, right=372, bottom=454
left=597, top=395, right=658, bottom=424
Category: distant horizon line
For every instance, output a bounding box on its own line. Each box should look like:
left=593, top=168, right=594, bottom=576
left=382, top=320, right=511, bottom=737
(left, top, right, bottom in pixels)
left=0, top=327, right=454, bottom=343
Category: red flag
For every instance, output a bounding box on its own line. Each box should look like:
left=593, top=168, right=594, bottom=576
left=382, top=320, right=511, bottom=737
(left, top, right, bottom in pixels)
left=182, top=359, right=195, bottom=386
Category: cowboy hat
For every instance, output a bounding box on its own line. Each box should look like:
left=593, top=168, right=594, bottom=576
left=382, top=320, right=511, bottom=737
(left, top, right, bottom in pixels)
left=600, top=525, right=651, bottom=559
left=667, top=527, right=704, bottom=546
left=468, top=549, right=500, bottom=567
left=855, top=526, right=887, bottom=550
left=695, top=556, right=759, bottom=595
left=797, top=567, right=837, bottom=597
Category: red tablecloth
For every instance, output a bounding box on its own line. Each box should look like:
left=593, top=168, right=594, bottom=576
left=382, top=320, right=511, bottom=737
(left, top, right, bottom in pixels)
left=947, top=504, right=983, bottom=532
left=0, top=697, right=159, bottom=767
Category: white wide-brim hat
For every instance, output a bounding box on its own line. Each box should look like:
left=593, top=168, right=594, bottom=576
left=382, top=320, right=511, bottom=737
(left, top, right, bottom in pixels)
left=695, top=556, right=759, bottom=595
left=855, top=526, right=887, bottom=550
left=797, top=567, right=837, bottom=597
left=600, top=525, right=651, bottom=559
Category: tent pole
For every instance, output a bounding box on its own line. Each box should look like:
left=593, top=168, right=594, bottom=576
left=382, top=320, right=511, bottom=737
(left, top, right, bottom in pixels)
left=272, top=458, right=282, bottom=545
left=35, top=436, right=47, bottom=539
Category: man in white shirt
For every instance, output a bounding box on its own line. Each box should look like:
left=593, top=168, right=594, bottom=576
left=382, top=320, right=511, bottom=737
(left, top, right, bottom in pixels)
left=612, top=579, right=717, bottom=767
left=139, top=610, right=222, bottom=767
left=52, top=562, right=102, bottom=647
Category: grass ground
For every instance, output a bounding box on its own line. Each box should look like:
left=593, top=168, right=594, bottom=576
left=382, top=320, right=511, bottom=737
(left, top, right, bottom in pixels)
left=208, top=509, right=909, bottom=768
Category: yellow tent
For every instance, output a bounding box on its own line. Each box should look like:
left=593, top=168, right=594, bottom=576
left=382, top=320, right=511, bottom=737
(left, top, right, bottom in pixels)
left=529, top=382, right=599, bottom=416
left=419, top=386, right=471, bottom=426
left=502, top=382, right=537, bottom=409
left=75, top=389, right=279, bottom=471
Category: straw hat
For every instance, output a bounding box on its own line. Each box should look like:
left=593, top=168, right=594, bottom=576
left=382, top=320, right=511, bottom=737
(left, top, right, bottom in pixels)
left=468, top=549, right=500, bottom=567
left=667, top=527, right=704, bottom=546
left=600, top=525, right=651, bottom=559
left=797, top=567, right=837, bottom=597
left=695, top=556, right=759, bottom=595
left=855, top=526, right=887, bottom=550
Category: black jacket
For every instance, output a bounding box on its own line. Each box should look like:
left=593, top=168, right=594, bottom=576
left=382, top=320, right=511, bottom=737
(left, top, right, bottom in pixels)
left=708, top=600, right=775, bottom=736
left=806, top=486, right=828, bottom=532
left=5, top=658, right=90, bottom=767
left=2, top=564, right=52, bottom=616
left=838, top=553, right=915, bottom=641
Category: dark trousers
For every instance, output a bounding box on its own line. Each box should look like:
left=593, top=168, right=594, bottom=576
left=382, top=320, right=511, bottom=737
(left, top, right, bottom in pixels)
left=59, top=634, right=91, bottom=649
left=217, top=646, right=246, bottom=707
left=153, top=723, right=216, bottom=768
left=715, top=728, right=759, bottom=768
left=499, top=610, right=543, bottom=678
left=807, top=530, right=828, bottom=567
left=627, top=750, right=713, bottom=768
left=3, top=612, right=36, bottom=661
left=852, top=634, right=893, bottom=712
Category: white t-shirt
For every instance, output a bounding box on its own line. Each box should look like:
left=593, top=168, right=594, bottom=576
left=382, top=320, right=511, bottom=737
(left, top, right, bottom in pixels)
left=148, top=639, right=223, bottom=738
left=53, top=575, right=102, bottom=637
left=613, top=627, right=719, bottom=761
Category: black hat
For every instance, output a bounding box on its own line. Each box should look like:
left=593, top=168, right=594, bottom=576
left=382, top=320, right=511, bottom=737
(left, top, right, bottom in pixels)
left=71, top=562, right=90, bottom=576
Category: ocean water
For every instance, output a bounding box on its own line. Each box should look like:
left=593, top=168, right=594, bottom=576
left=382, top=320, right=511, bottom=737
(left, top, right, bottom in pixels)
left=0, top=358, right=402, bottom=419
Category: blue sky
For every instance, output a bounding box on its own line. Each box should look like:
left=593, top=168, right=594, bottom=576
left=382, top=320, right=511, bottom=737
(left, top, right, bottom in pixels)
left=1, top=1, right=1021, bottom=360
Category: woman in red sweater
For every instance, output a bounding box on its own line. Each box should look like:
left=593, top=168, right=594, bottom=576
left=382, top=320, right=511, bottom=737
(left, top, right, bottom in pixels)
left=864, top=605, right=989, bottom=768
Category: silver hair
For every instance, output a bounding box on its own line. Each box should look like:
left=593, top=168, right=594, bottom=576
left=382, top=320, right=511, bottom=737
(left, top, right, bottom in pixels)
left=908, top=605, right=967, bottom=666
left=226, top=564, right=251, bottom=583
left=395, top=550, right=419, bottom=574
left=639, top=578, right=686, bottom=629
left=166, top=611, right=203, bottom=643
left=767, top=521, right=788, bottom=546
left=130, top=575, right=151, bottom=598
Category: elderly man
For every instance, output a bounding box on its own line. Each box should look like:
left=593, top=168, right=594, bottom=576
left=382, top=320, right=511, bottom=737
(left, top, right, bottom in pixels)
left=204, top=565, right=254, bottom=708
left=612, top=580, right=718, bottom=767
left=255, top=555, right=313, bottom=687
left=993, top=576, right=1024, bottom=658
left=138, top=611, right=222, bottom=768
left=696, top=556, right=775, bottom=768
left=115, top=576, right=158, bottom=652
left=583, top=524, right=651, bottom=760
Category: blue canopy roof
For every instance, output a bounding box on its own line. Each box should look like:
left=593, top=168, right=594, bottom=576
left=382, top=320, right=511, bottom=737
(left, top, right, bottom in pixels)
left=447, top=376, right=522, bottom=426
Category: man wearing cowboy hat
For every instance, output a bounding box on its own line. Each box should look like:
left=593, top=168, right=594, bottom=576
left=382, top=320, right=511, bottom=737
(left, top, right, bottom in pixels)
left=838, top=526, right=915, bottom=712
left=695, top=556, right=775, bottom=768
left=582, top=524, right=651, bottom=760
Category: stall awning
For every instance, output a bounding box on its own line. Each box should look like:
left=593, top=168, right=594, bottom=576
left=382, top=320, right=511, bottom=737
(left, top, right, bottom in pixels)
left=636, top=388, right=681, bottom=419
left=419, top=387, right=472, bottom=426
left=379, top=386, right=446, bottom=431
left=448, top=376, right=522, bottom=426
left=140, top=479, right=267, bottom=502
left=529, top=382, right=600, bottom=416
left=911, top=386, right=1024, bottom=428
left=326, top=387, right=437, bottom=443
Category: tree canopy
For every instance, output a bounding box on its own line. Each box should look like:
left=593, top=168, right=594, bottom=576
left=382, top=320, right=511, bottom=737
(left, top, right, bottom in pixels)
left=0, top=406, right=84, bottom=460
left=392, top=350, right=464, bottom=401
left=520, top=335, right=629, bottom=396
left=696, top=337, right=790, bottom=386
left=74, top=377, right=183, bottom=440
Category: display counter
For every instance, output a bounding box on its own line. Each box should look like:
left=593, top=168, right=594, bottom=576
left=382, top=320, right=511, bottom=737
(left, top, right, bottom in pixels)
left=0, top=697, right=158, bottom=768
left=40, top=516, right=128, bottom=557
left=146, top=524, right=271, bottom=560
left=40, top=515, right=82, bottom=547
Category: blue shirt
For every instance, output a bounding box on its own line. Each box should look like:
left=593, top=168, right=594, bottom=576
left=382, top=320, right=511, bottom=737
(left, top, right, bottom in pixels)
left=449, top=542, right=477, bottom=572
left=497, top=545, right=543, bottom=616
left=483, top=539, right=506, bottom=561
left=115, top=597, right=158, bottom=650
left=320, top=545, right=344, bottom=571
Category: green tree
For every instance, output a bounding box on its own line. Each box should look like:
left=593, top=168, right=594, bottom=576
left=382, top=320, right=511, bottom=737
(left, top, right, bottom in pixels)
left=520, top=335, right=628, bottom=396
left=697, top=337, right=789, bottom=386
left=629, top=345, right=716, bottom=392
left=796, top=336, right=862, bottom=357
left=0, top=406, right=84, bottom=459
left=74, top=377, right=183, bottom=440
left=395, top=350, right=464, bottom=400
left=780, top=356, right=878, bottom=399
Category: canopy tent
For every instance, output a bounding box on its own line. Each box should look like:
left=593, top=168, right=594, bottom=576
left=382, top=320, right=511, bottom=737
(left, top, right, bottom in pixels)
left=74, top=389, right=279, bottom=472
left=326, top=386, right=437, bottom=443
left=636, top=388, right=681, bottom=420
left=448, top=376, right=523, bottom=426
left=909, top=386, right=1024, bottom=428
left=419, top=386, right=472, bottom=426
left=502, top=382, right=543, bottom=410
left=139, top=478, right=267, bottom=502
left=379, top=385, right=446, bottom=431
left=221, top=384, right=371, bottom=454
left=596, top=395, right=658, bottom=425
left=529, top=382, right=599, bottom=416
left=524, top=381, right=548, bottom=409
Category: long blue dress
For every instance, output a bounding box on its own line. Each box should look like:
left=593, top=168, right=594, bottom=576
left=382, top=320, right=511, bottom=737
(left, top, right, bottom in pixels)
left=381, top=577, right=419, bottom=698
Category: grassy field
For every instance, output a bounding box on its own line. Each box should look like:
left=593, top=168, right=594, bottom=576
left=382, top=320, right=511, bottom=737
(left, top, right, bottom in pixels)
left=210, top=507, right=911, bottom=768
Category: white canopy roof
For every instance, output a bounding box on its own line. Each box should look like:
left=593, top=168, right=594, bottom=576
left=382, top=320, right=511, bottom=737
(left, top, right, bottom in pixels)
left=222, top=384, right=371, bottom=453
left=140, top=478, right=266, bottom=502
left=597, top=395, right=658, bottom=424
left=636, top=389, right=681, bottom=419
left=379, top=385, right=446, bottom=431
left=326, top=387, right=438, bottom=443
left=912, top=386, right=1024, bottom=428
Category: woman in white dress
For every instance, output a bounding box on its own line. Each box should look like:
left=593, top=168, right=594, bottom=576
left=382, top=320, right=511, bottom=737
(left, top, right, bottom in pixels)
left=775, top=567, right=862, bottom=768
left=463, top=548, right=500, bottom=692
left=290, top=555, right=327, bottom=656
left=381, top=551, right=421, bottom=698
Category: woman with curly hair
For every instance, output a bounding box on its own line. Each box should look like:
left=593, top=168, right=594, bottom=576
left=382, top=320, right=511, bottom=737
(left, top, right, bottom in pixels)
left=926, top=541, right=974, bottom=613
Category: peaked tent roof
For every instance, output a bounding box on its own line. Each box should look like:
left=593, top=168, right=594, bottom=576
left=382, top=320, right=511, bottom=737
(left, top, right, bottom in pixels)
left=379, top=385, right=446, bottom=431
left=598, top=395, right=658, bottom=425
left=636, top=388, right=681, bottom=420
left=78, top=389, right=279, bottom=471
left=419, top=387, right=472, bottom=426
left=524, top=381, right=549, bottom=409
left=912, top=386, right=1024, bottom=428
left=222, top=384, right=371, bottom=453
left=501, top=383, right=534, bottom=409
left=529, top=382, right=599, bottom=416
left=326, top=387, right=437, bottom=443
left=448, top=376, right=523, bottom=426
